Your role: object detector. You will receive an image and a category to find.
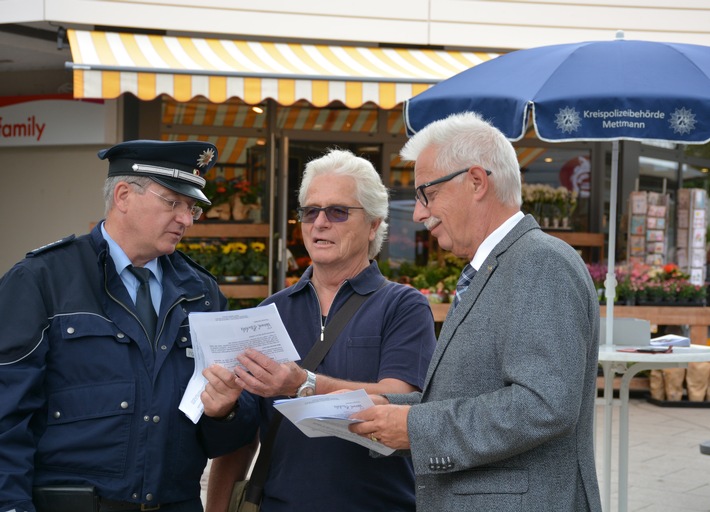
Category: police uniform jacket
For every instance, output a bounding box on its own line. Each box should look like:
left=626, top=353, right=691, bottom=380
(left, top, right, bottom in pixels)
left=0, top=223, right=253, bottom=512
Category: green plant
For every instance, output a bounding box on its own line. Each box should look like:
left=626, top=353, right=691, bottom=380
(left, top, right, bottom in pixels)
left=383, top=254, right=466, bottom=295
left=221, top=241, right=248, bottom=276
left=244, top=241, right=269, bottom=276
left=176, top=241, right=221, bottom=274
left=678, top=283, right=706, bottom=303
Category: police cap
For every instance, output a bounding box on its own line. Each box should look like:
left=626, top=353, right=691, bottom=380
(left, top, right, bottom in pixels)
left=98, top=140, right=217, bottom=205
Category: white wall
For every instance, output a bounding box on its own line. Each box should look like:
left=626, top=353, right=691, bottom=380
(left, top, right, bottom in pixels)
left=3, top=1, right=709, bottom=50
left=0, top=145, right=106, bottom=274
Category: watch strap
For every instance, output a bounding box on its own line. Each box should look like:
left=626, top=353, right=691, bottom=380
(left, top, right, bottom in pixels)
left=296, top=369, right=316, bottom=397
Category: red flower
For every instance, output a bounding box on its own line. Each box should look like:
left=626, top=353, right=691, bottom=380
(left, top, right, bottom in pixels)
left=663, top=263, right=678, bottom=274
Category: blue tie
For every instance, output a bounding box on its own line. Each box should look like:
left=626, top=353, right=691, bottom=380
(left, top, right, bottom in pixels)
left=128, top=265, right=157, bottom=341
left=452, top=263, right=477, bottom=309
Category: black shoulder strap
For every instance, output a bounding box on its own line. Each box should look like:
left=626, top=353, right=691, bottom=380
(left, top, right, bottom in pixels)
left=299, top=289, right=374, bottom=370
left=244, top=280, right=387, bottom=504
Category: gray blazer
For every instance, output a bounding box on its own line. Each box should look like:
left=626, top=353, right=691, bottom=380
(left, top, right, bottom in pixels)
left=389, top=215, right=601, bottom=512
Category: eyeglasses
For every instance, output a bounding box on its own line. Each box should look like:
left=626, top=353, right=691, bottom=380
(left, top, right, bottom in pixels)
left=297, top=206, right=364, bottom=223
left=147, top=189, right=203, bottom=221
left=415, top=167, right=492, bottom=207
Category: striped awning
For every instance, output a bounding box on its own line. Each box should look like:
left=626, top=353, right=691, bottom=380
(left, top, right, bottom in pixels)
left=67, top=29, right=499, bottom=109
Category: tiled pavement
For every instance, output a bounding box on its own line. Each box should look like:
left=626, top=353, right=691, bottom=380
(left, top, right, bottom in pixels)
left=597, top=398, right=710, bottom=512
left=200, top=398, right=710, bottom=511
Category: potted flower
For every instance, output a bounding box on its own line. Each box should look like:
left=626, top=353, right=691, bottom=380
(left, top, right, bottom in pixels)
left=203, top=176, right=263, bottom=221
left=176, top=241, right=221, bottom=275
left=232, top=178, right=262, bottom=205
left=244, top=241, right=269, bottom=280
left=230, top=178, right=263, bottom=221
left=202, top=177, right=235, bottom=221
left=220, top=241, right=249, bottom=281
left=555, top=187, right=577, bottom=228
left=678, top=283, right=707, bottom=305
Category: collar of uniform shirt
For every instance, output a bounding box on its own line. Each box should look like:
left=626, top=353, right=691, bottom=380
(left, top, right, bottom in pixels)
left=100, top=221, right=163, bottom=302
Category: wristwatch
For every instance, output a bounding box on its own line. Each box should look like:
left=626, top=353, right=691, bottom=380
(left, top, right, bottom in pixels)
left=296, top=370, right=317, bottom=397
left=217, top=401, right=239, bottom=422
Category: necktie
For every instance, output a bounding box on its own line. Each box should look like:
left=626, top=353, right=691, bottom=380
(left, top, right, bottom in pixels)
left=128, top=266, right=157, bottom=341
left=452, top=263, right=477, bottom=309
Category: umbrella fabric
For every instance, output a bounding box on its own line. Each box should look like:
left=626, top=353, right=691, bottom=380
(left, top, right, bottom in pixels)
left=405, top=38, right=710, bottom=144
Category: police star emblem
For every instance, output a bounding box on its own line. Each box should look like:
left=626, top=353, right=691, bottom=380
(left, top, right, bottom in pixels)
left=197, top=148, right=215, bottom=168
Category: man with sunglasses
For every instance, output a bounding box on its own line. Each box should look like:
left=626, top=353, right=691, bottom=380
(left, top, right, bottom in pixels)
left=350, top=112, right=602, bottom=511
left=0, top=140, right=252, bottom=512
left=206, top=149, right=437, bottom=512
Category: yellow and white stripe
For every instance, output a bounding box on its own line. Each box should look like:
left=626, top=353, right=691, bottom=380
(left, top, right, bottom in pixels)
left=68, top=30, right=499, bottom=109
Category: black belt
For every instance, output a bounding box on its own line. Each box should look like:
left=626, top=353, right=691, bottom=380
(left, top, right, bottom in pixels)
left=99, top=498, right=161, bottom=511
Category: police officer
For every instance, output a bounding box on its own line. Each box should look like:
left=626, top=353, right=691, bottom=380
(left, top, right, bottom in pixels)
left=0, top=140, right=252, bottom=512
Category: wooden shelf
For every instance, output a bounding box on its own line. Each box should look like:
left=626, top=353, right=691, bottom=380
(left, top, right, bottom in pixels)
left=186, top=222, right=269, bottom=238
left=430, top=303, right=710, bottom=346
left=220, top=284, right=269, bottom=298
left=545, top=230, right=604, bottom=262
left=546, top=231, right=604, bottom=249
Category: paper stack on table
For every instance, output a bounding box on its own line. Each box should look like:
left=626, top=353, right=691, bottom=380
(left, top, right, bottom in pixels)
left=650, top=334, right=691, bottom=347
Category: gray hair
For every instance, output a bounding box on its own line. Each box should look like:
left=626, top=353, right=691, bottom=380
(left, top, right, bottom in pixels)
left=103, top=176, right=152, bottom=216
left=298, top=149, right=389, bottom=259
left=400, top=111, right=521, bottom=208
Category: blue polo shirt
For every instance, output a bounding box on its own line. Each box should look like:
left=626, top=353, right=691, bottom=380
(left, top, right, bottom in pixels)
left=238, top=261, right=437, bottom=512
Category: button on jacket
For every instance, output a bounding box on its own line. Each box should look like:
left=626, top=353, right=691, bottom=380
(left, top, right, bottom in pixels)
left=0, top=223, right=253, bottom=512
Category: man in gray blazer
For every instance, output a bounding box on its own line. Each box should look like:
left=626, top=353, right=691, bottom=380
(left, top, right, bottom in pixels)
left=351, top=112, right=602, bottom=511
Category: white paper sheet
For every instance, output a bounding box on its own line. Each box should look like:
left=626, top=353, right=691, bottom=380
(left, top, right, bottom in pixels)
left=179, top=303, right=301, bottom=423
left=650, top=334, right=691, bottom=347
left=273, top=389, right=395, bottom=455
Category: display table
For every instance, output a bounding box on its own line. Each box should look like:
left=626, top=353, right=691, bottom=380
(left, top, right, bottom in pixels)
left=597, top=345, right=710, bottom=512
left=600, top=305, right=710, bottom=346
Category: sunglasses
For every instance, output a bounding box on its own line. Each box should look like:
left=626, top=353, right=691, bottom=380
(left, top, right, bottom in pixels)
left=297, top=206, right=364, bottom=223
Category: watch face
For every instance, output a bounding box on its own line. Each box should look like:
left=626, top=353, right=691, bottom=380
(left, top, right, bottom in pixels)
left=298, top=386, right=315, bottom=397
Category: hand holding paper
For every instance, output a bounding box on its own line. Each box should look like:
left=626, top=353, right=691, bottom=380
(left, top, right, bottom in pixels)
left=273, top=389, right=395, bottom=455
left=179, top=304, right=300, bottom=423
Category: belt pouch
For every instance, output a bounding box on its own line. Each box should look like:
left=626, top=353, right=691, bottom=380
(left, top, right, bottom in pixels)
left=33, top=485, right=99, bottom=512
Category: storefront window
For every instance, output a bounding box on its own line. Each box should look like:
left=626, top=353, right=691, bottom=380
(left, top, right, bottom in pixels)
left=520, top=146, right=592, bottom=232
left=161, top=98, right=269, bottom=223
left=162, top=98, right=267, bottom=130
left=276, top=100, right=378, bottom=133
left=387, top=110, right=406, bottom=135
left=387, top=155, right=429, bottom=267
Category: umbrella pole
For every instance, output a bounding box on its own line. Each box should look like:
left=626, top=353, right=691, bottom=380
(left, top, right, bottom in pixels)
left=604, top=140, right=619, bottom=347
left=600, top=140, right=620, bottom=512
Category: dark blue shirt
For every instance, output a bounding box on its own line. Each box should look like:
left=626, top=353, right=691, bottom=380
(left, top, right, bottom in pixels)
left=239, top=261, right=437, bottom=512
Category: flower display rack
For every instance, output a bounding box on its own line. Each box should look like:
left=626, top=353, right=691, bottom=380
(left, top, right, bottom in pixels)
left=182, top=222, right=270, bottom=299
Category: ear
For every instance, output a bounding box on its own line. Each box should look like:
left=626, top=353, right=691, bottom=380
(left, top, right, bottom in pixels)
left=470, top=166, right=490, bottom=195
left=113, top=181, right=134, bottom=214
left=369, top=218, right=382, bottom=241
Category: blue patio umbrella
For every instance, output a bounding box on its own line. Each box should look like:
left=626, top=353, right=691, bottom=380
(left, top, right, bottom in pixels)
left=405, top=32, right=710, bottom=348
left=404, top=31, right=710, bottom=512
